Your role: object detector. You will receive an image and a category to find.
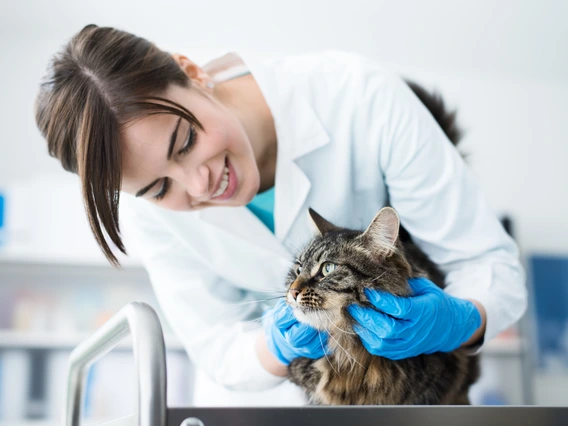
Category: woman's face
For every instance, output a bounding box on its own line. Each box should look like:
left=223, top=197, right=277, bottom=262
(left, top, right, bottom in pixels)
left=120, top=83, right=261, bottom=211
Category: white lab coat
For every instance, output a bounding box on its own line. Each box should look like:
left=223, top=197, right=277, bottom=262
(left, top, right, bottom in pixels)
left=119, top=51, right=527, bottom=406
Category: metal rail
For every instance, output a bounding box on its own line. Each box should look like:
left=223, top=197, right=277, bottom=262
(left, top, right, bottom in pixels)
left=65, top=302, right=167, bottom=426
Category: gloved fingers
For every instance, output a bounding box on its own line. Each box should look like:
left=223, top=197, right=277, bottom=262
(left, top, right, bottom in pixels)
left=285, top=321, right=321, bottom=346
left=288, top=329, right=330, bottom=359
left=307, top=331, right=332, bottom=358
left=352, top=325, right=382, bottom=348
left=362, top=288, right=413, bottom=319
left=353, top=327, right=410, bottom=359
left=318, top=330, right=331, bottom=348
left=271, top=299, right=297, bottom=329
left=314, top=331, right=332, bottom=356
left=263, top=304, right=332, bottom=364
left=347, top=305, right=401, bottom=338
left=358, top=333, right=381, bottom=355
left=451, top=312, right=481, bottom=347
left=395, top=315, right=434, bottom=341
left=408, top=277, right=441, bottom=296
left=373, top=337, right=421, bottom=360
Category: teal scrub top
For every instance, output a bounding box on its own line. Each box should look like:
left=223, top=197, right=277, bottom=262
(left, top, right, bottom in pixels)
left=245, top=187, right=275, bottom=233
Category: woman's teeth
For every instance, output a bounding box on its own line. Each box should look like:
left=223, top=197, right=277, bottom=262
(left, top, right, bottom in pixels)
left=213, top=166, right=230, bottom=198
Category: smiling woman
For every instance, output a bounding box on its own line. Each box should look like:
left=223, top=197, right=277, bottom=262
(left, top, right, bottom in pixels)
left=34, top=25, right=205, bottom=265
left=34, top=24, right=527, bottom=407
left=119, top=72, right=268, bottom=211
left=34, top=25, right=276, bottom=265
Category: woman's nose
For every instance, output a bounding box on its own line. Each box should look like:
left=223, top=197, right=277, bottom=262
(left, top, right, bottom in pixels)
left=175, top=164, right=210, bottom=200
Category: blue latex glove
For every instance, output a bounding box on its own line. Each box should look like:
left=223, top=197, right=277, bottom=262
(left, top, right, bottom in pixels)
left=347, top=277, right=482, bottom=360
left=262, top=299, right=329, bottom=365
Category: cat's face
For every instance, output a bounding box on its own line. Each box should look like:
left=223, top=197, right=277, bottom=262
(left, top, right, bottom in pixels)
left=286, top=207, right=412, bottom=330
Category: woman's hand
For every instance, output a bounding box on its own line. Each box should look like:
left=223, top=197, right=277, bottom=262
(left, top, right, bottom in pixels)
left=347, top=277, right=482, bottom=360
left=262, top=299, right=329, bottom=365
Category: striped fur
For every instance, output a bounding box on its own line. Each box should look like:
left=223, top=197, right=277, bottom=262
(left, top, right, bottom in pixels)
left=286, top=207, right=480, bottom=405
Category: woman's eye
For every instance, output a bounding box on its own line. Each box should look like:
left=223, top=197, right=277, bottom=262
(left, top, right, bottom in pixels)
left=321, top=262, right=337, bottom=277
left=154, top=178, right=170, bottom=201
left=179, top=126, right=196, bottom=155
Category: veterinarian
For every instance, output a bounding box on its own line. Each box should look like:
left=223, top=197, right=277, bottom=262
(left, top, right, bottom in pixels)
left=34, top=25, right=527, bottom=406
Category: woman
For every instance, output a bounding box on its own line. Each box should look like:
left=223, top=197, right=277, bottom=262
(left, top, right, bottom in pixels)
left=35, top=24, right=527, bottom=406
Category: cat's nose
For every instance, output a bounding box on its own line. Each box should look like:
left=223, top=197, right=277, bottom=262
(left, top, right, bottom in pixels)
left=289, top=289, right=301, bottom=300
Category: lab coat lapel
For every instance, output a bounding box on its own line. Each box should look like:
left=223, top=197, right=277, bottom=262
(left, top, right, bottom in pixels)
left=274, top=92, right=330, bottom=241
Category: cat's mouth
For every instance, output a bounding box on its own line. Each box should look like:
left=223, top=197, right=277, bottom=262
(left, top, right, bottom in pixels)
left=291, top=305, right=329, bottom=330
left=290, top=304, right=323, bottom=314
left=287, top=288, right=324, bottom=309
left=289, top=299, right=327, bottom=317
left=288, top=297, right=322, bottom=314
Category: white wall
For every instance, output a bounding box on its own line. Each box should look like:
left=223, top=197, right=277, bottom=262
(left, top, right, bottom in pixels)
left=0, top=0, right=567, bottom=259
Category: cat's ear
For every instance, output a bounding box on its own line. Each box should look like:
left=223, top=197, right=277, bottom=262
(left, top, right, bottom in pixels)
left=308, top=207, right=339, bottom=236
left=361, top=207, right=400, bottom=257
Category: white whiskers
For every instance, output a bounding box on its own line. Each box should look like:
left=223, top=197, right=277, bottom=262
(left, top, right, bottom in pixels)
left=319, top=324, right=340, bottom=377
left=322, top=310, right=357, bottom=335
left=227, top=296, right=284, bottom=307
left=316, top=309, right=364, bottom=373
left=327, top=329, right=364, bottom=371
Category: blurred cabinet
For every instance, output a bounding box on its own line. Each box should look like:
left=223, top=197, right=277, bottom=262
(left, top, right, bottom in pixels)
left=0, top=261, right=193, bottom=425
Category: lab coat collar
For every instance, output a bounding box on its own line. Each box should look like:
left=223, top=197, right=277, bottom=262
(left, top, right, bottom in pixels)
left=197, top=52, right=330, bottom=254
left=272, top=91, right=330, bottom=241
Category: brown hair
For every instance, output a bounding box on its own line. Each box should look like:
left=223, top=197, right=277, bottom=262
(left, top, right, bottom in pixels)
left=34, top=24, right=203, bottom=266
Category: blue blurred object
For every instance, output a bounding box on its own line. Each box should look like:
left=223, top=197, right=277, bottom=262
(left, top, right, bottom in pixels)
left=0, top=193, right=4, bottom=229
left=530, top=255, right=568, bottom=370
left=480, top=389, right=509, bottom=406
left=83, top=364, right=96, bottom=419
left=246, top=186, right=275, bottom=233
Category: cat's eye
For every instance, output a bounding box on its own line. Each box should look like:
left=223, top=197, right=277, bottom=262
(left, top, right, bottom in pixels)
left=295, top=264, right=302, bottom=275
left=321, top=262, right=337, bottom=277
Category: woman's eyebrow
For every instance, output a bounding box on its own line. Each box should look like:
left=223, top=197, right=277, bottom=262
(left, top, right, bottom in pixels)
left=135, top=117, right=182, bottom=197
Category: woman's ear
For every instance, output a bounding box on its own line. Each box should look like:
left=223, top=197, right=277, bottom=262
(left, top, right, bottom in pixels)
left=171, top=53, right=213, bottom=89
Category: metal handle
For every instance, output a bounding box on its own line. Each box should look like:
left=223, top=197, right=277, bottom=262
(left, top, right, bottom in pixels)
left=65, top=301, right=167, bottom=426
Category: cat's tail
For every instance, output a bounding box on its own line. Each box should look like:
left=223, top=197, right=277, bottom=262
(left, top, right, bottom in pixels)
left=405, top=80, right=463, bottom=147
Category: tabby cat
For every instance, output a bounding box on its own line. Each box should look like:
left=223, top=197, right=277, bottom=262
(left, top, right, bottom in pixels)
left=285, top=81, right=479, bottom=405
left=286, top=207, right=480, bottom=405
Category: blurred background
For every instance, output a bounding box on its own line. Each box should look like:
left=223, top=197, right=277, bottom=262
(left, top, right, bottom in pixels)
left=0, top=0, right=567, bottom=424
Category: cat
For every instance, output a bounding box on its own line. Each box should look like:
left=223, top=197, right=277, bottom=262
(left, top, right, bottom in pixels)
left=286, top=206, right=480, bottom=405
left=285, top=81, right=479, bottom=405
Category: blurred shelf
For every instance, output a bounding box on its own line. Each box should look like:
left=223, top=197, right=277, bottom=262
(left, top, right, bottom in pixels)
left=0, top=259, right=150, bottom=287
left=3, top=422, right=58, bottom=426
left=0, top=246, right=142, bottom=268
left=0, top=330, right=185, bottom=351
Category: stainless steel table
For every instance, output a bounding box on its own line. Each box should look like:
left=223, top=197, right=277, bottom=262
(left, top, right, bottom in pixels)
left=65, top=302, right=567, bottom=426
